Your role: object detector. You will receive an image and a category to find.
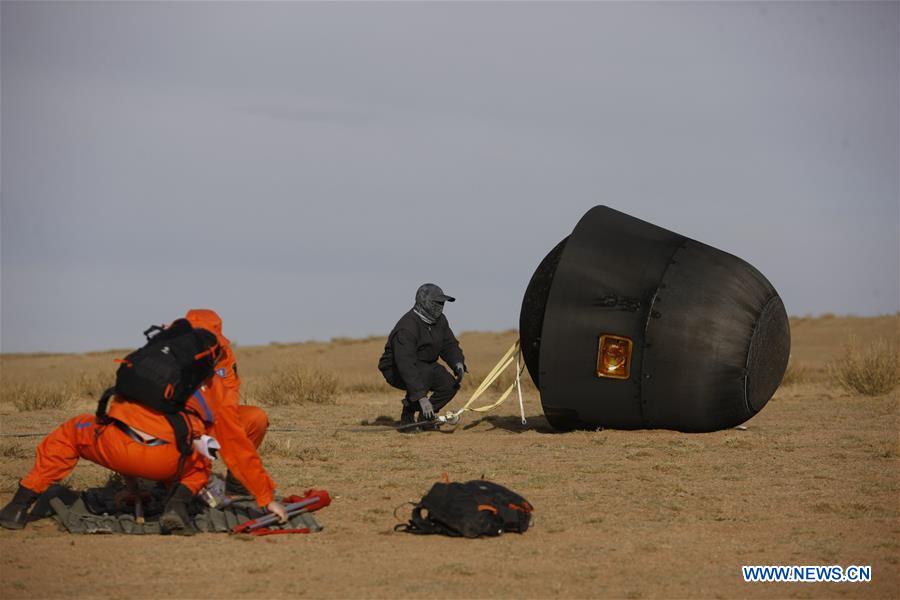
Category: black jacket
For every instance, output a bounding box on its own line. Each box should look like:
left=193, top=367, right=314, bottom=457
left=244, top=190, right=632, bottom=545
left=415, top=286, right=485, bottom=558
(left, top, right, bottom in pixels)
left=378, top=310, right=465, bottom=400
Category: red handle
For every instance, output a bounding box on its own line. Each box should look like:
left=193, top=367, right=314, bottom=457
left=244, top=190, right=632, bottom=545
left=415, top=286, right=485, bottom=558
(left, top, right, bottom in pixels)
left=231, top=489, right=331, bottom=534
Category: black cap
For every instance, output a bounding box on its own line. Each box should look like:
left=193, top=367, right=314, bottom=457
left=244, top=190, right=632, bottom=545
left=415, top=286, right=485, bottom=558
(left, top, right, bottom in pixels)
left=417, top=283, right=455, bottom=303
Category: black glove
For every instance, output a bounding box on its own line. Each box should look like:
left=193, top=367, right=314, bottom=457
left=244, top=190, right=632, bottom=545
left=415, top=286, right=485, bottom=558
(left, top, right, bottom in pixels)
left=455, top=362, right=466, bottom=385
left=418, top=397, right=435, bottom=420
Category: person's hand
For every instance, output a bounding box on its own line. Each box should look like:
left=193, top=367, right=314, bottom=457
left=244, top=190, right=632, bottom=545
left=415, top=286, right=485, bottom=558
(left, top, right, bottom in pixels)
left=266, top=500, right=289, bottom=523
left=455, top=363, right=466, bottom=385
left=418, top=397, right=435, bottom=420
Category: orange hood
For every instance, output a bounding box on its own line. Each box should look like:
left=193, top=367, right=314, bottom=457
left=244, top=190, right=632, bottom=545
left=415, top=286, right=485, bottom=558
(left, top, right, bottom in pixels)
left=185, top=308, right=230, bottom=347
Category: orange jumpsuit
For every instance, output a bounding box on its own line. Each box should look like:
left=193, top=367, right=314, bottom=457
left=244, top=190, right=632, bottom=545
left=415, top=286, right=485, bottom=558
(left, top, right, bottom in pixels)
left=21, top=310, right=278, bottom=507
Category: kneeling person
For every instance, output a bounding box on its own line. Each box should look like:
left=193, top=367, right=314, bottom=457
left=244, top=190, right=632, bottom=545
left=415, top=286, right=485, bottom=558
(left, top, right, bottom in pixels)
left=0, top=310, right=287, bottom=533
left=379, top=284, right=467, bottom=425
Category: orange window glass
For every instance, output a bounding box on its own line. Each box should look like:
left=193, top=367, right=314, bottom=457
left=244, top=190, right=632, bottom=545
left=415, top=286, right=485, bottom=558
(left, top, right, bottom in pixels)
left=596, top=335, right=633, bottom=379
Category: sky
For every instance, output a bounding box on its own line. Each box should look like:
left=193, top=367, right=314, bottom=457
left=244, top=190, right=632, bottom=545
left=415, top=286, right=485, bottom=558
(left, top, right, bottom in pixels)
left=1, top=1, right=898, bottom=354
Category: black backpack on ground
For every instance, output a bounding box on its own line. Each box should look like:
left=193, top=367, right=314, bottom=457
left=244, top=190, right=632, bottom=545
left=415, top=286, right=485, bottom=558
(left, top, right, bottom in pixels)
left=96, top=319, right=220, bottom=455
left=396, top=479, right=533, bottom=538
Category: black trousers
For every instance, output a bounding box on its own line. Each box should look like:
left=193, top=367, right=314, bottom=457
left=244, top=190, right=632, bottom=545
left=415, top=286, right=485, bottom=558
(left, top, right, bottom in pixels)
left=382, top=362, right=459, bottom=413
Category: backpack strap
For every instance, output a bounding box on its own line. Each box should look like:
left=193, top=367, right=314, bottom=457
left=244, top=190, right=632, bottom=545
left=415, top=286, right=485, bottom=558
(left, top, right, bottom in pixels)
left=95, top=385, right=194, bottom=457
left=95, top=387, right=117, bottom=425
left=394, top=506, right=432, bottom=534
left=394, top=506, right=462, bottom=536
left=164, top=412, right=194, bottom=456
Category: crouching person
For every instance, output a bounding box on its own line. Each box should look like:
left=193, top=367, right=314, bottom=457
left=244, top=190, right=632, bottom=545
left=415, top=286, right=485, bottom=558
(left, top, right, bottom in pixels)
left=0, top=309, right=286, bottom=534
left=378, top=284, right=467, bottom=428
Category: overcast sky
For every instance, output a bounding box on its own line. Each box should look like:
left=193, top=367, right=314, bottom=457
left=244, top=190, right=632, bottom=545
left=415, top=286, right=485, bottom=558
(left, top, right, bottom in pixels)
left=2, top=1, right=898, bottom=353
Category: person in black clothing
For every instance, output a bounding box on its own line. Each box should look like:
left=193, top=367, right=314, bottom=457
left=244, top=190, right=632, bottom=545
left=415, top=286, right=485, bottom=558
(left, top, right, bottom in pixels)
left=378, top=283, right=467, bottom=426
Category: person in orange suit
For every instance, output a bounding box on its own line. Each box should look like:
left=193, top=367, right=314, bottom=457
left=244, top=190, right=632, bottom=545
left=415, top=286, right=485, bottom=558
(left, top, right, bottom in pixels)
left=184, top=308, right=268, bottom=497
left=0, top=310, right=287, bottom=534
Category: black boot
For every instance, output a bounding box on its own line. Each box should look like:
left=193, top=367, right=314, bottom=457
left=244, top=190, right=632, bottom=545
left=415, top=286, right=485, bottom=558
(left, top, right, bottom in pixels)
left=160, top=484, right=196, bottom=536
left=225, top=472, right=250, bottom=497
left=400, top=403, right=417, bottom=425
left=399, top=402, right=420, bottom=434
left=0, top=485, right=40, bottom=530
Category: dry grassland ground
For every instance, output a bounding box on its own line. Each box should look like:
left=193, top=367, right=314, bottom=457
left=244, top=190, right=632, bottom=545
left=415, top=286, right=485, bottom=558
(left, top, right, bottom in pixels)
left=0, top=316, right=898, bottom=599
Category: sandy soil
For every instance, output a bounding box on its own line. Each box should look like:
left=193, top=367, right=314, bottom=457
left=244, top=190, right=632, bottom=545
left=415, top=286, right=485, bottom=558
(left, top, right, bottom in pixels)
left=0, top=316, right=897, bottom=599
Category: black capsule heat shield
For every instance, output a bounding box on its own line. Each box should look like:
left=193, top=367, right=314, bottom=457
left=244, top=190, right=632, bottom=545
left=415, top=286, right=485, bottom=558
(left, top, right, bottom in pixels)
left=520, top=206, right=790, bottom=433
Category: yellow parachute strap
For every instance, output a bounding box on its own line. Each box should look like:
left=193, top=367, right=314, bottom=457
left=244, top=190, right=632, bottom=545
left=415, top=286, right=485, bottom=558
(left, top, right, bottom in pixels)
left=446, top=340, right=528, bottom=425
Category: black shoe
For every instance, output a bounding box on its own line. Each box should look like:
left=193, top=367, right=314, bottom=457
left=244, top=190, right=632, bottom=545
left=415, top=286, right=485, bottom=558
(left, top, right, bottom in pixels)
left=160, top=484, right=196, bottom=536
left=400, top=404, right=417, bottom=425
left=225, top=472, right=251, bottom=497
left=0, top=485, right=40, bottom=530
left=399, top=404, right=421, bottom=433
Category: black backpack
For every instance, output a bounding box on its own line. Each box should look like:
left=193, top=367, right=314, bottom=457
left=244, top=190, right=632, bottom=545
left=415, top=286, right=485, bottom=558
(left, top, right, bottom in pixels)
left=396, top=480, right=533, bottom=538
left=96, top=319, right=220, bottom=455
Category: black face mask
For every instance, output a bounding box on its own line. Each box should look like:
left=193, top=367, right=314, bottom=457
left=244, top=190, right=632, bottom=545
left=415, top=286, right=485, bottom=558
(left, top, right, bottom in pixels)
left=414, top=285, right=445, bottom=323
left=413, top=283, right=455, bottom=324
left=415, top=298, right=444, bottom=324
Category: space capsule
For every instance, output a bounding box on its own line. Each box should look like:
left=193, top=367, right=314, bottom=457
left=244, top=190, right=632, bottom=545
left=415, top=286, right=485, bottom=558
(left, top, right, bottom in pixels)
left=520, top=206, right=790, bottom=432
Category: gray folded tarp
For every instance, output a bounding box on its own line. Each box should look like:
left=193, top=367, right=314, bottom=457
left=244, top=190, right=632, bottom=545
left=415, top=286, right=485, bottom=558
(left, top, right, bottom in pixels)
left=49, top=496, right=322, bottom=535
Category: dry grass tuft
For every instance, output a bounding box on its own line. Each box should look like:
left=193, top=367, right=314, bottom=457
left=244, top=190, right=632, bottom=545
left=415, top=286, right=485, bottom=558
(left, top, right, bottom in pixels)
left=71, top=370, right=115, bottom=399
left=827, top=337, right=899, bottom=396
left=779, top=361, right=809, bottom=387
left=249, top=367, right=338, bottom=407
left=341, top=378, right=391, bottom=395
left=258, top=437, right=296, bottom=458
left=0, top=442, right=30, bottom=459
left=2, top=383, right=73, bottom=412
